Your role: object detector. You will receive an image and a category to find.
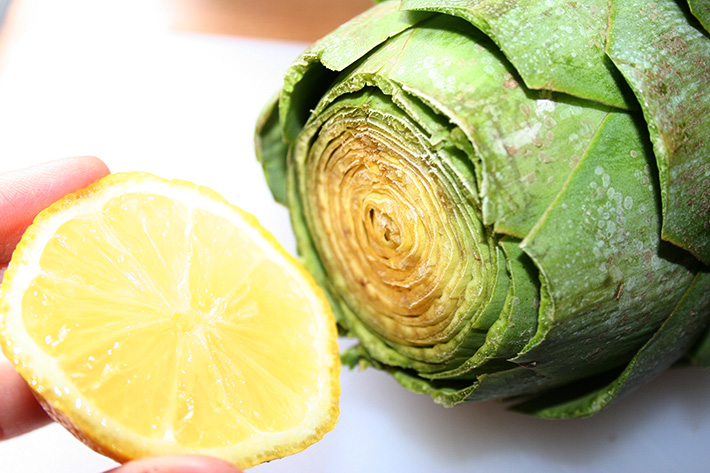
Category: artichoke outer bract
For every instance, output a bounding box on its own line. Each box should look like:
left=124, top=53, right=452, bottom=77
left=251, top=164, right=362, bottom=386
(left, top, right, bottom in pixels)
left=255, top=0, right=710, bottom=417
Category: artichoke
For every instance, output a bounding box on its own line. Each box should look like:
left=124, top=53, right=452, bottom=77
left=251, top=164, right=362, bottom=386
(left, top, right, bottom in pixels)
left=255, top=0, right=710, bottom=418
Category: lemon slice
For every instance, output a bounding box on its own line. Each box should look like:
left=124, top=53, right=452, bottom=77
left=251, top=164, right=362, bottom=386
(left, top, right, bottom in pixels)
left=0, top=172, right=340, bottom=468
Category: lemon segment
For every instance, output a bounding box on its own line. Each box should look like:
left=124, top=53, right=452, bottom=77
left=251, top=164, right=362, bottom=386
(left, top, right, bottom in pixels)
left=1, top=172, right=340, bottom=468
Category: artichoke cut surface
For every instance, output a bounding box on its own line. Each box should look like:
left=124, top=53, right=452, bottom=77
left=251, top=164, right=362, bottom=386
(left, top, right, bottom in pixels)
left=256, top=0, right=710, bottom=417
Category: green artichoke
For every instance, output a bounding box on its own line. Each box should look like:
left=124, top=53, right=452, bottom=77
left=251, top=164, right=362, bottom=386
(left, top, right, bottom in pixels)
left=255, top=0, right=710, bottom=418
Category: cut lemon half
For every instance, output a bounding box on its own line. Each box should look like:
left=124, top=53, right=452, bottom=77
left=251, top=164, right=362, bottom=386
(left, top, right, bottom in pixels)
left=0, top=172, right=340, bottom=468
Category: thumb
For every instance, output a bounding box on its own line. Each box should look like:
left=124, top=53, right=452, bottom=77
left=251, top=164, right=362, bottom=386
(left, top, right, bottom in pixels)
left=106, top=455, right=243, bottom=473
left=0, top=156, right=110, bottom=265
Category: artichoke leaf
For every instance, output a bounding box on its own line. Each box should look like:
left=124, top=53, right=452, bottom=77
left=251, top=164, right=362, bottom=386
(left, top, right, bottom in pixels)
left=516, top=112, right=701, bottom=379
left=401, top=0, right=637, bottom=109
left=607, top=0, right=710, bottom=265
left=513, top=270, right=710, bottom=418
left=688, top=322, right=710, bottom=368
left=255, top=93, right=289, bottom=204
left=391, top=363, right=555, bottom=407
left=278, top=0, right=432, bottom=142
left=688, top=0, right=710, bottom=31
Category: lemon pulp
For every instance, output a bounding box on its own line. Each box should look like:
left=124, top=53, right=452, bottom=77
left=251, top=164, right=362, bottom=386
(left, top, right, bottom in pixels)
left=1, top=174, right=339, bottom=468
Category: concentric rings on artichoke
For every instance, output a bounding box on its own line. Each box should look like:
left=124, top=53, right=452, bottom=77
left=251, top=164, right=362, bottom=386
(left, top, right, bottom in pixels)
left=299, top=91, right=501, bottom=357
left=255, top=0, right=710, bottom=418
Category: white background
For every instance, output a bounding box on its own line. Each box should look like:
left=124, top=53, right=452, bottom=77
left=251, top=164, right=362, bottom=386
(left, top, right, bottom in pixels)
left=0, top=3, right=709, bottom=472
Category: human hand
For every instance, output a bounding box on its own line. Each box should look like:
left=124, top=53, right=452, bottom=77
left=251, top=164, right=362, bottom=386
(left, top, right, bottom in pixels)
left=0, top=157, right=242, bottom=473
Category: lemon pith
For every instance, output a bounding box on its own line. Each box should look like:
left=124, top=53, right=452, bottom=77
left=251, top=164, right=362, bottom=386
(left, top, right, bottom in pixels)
left=0, top=172, right=340, bottom=468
